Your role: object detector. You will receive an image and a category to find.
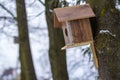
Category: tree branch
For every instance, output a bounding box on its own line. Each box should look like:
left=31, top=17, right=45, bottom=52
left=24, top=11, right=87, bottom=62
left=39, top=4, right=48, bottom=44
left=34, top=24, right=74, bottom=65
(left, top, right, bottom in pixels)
left=0, top=3, right=16, bottom=20
left=0, top=16, right=16, bottom=20
left=38, top=0, right=45, bottom=6
left=33, top=10, right=44, bottom=17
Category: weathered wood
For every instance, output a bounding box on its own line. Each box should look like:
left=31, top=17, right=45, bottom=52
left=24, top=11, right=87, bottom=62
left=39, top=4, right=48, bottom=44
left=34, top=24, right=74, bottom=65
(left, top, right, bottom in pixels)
left=82, top=19, right=93, bottom=41
left=54, top=4, right=95, bottom=28
left=54, top=3, right=98, bottom=69
left=61, top=41, right=93, bottom=50
left=70, top=19, right=93, bottom=43
left=54, top=13, right=61, bottom=28
left=62, top=22, right=69, bottom=44
left=90, top=41, right=98, bottom=68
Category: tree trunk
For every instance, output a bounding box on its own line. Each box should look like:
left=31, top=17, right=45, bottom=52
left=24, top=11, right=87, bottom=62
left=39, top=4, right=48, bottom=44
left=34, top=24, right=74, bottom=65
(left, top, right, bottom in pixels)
left=45, top=0, right=69, bottom=80
left=87, top=0, right=120, bottom=80
left=16, top=0, right=37, bottom=80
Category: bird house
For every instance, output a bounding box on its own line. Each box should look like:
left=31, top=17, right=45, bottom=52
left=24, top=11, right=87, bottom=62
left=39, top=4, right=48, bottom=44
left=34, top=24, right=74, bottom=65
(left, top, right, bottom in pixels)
left=54, top=4, right=98, bottom=68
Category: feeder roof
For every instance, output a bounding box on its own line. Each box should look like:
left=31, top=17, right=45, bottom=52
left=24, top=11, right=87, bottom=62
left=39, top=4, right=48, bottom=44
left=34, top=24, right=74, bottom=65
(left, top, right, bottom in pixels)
left=54, top=4, right=95, bottom=28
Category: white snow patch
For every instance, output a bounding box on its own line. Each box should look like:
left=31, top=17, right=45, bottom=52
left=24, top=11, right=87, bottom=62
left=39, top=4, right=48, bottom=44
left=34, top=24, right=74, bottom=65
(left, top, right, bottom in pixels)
left=99, top=30, right=116, bottom=37
left=116, top=0, right=120, bottom=10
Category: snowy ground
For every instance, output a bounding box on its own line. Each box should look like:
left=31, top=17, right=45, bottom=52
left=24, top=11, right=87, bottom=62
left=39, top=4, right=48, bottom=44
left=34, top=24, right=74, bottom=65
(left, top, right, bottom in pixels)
left=0, top=0, right=98, bottom=80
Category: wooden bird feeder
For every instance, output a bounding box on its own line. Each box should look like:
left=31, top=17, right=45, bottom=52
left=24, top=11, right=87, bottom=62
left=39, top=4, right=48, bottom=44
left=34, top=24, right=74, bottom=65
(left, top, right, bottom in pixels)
left=54, top=4, right=98, bottom=68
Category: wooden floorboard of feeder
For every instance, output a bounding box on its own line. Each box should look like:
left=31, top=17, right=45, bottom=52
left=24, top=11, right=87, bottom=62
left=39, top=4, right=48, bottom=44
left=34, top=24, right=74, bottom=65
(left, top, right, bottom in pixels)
left=61, top=41, right=93, bottom=50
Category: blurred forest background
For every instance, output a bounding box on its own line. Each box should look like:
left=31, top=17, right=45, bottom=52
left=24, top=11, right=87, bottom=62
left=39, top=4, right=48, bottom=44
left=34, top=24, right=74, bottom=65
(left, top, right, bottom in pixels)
left=0, top=0, right=97, bottom=80
left=0, top=0, right=120, bottom=80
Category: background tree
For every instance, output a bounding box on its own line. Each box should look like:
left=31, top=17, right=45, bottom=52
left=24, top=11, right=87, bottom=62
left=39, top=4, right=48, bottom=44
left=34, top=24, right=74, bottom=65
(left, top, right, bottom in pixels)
left=87, top=0, right=120, bottom=79
left=16, top=0, right=37, bottom=80
left=45, top=0, right=69, bottom=80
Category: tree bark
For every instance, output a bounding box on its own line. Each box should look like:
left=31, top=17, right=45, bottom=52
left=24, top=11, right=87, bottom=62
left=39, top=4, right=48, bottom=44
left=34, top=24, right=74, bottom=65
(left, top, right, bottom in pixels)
left=87, top=0, right=120, bottom=80
left=16, top=0, right=37, bottom=80
left=45, top=0, right=69, bottom=80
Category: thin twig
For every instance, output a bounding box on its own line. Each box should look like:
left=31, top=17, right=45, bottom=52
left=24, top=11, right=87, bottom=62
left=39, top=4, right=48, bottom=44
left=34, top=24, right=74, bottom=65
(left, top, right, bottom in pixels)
left=26, top=0, right=36, bottom=7
left=34, top=10, right=44, bottom=17
left=38, top=0, right=45, bottom=6
left=27, top=10, right=44, bottom=20
left=0, top=16, right=16, bottom=19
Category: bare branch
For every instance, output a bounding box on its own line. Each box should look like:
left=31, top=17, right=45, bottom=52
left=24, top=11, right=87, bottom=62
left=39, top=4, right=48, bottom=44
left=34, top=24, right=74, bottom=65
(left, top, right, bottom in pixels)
left=33, top=10, right=44, bottom=17
left=27, top=10, right=44, bottom=20
left=0, top=16, right=16, bottom=20
left=26, top=0, right=36, bottom=7
left=0, top=3, right=16, bottom=20
left=38, top=0, right=45, bottom=6
left=28, top=0, right=36, bottom=6
left=0, top=19, right=6, bottom=30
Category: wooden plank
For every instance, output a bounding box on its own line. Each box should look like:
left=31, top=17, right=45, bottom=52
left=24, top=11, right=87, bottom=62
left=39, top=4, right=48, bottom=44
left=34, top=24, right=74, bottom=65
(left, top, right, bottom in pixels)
left=70, top=19, right=93, bottom=43
left=70, top=20, right=83, bottom=43
left=54, top=4, right=95, bottom=22
left=61, top=41, right=93, bottom=50
left=54, top=13, right=61, bottom=28
left=81, top=19, right=93, bottom=41
left=90, top=41, right=98, bottom=68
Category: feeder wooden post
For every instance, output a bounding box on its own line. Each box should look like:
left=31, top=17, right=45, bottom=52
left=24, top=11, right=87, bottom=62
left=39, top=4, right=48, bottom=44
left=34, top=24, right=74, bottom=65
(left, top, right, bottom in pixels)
left=90, top=41, right=98, bottom=68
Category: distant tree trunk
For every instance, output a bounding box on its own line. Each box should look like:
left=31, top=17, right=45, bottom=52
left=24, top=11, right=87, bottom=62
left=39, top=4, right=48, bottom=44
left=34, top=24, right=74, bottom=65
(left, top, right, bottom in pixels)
left=45, top=0, right=69, bottom=80
left=87, top=0, right=120, bottom=80
left=16, top=0, right=37, bottom=80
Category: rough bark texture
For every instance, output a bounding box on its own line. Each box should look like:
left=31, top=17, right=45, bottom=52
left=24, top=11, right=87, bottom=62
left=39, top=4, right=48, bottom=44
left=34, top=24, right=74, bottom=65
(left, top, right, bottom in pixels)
left=87, top=0, right=120, bottom=80
left=16, top=0, right=37, bottom=80
left=45, top=0, right=69, bottom=80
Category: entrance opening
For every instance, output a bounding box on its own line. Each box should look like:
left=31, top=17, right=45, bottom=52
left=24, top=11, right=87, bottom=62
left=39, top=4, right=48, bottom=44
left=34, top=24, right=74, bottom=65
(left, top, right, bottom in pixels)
left=65, top=28, right=68, bottom=37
